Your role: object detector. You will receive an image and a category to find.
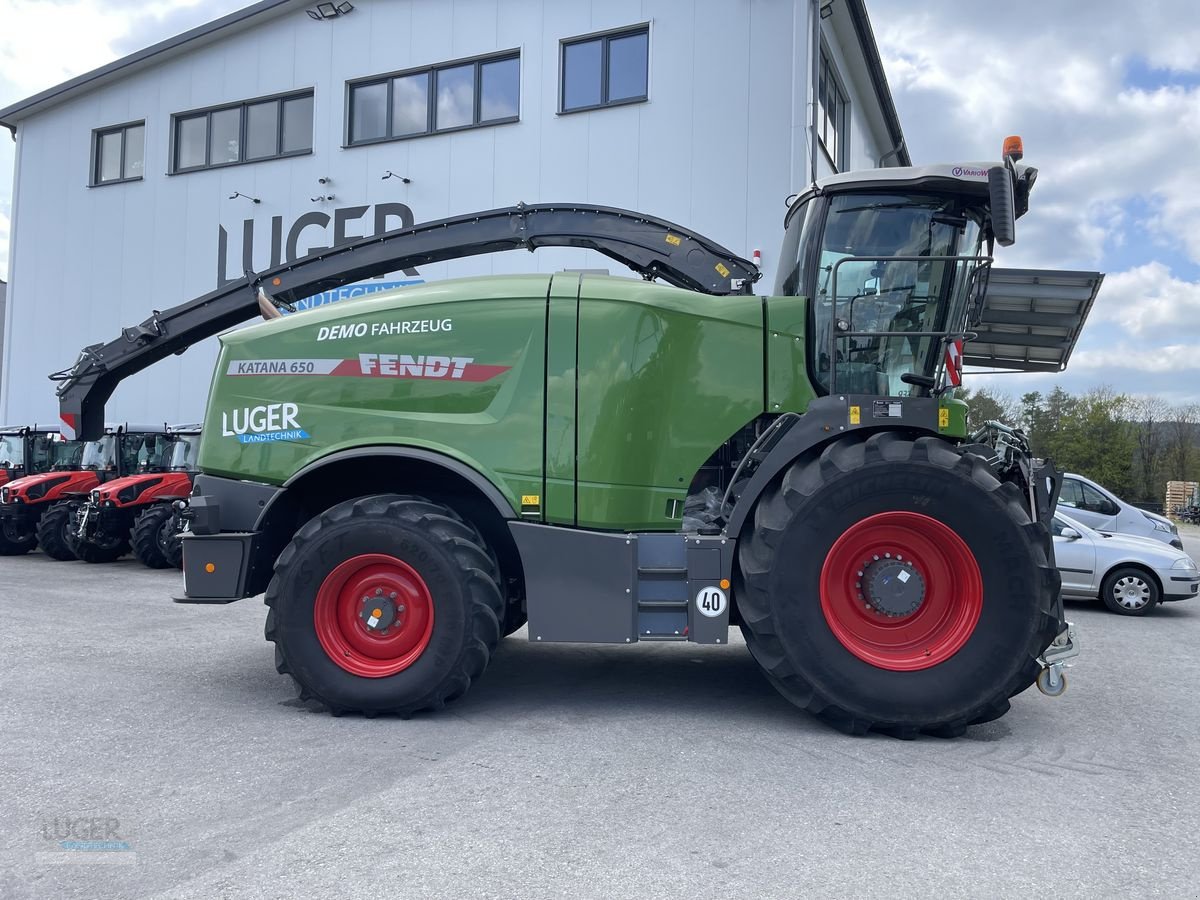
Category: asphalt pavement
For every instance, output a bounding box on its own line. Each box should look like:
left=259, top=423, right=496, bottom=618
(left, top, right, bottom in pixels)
left=1, top=533, right=1199, bottom=899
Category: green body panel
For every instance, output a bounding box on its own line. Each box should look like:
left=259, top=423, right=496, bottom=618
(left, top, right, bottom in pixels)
left=198, top=274, right=771, bottom=532
left=764, top=295, right=818, bottom=414
left=199, top=276, right=551, bottom=511
left=573, top=278, right=764, bottom=529
left=545, top=274, right=581, bottom=524
left=939, top=396, right=968, bottom=439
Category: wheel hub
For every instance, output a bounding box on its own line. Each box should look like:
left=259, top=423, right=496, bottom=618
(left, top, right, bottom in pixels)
left=313, top=554, right=435, bottom=677
left=860, top=556, right=925, bottom=617
left=358, top=589, right=405, bottom=635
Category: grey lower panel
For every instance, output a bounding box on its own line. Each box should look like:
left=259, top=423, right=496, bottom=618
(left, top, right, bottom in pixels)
left=510, top=522, right=637, bottom=643
left=509, top=523, right=736, bottom=644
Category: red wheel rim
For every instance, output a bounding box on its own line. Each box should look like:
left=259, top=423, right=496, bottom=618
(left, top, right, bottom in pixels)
left=819, top=511, right=982, bottom=671
left=314, top=554, right=435, bottom=677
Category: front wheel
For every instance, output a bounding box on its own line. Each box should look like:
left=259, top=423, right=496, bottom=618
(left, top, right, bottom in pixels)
left=132, top=505, right=174, bottom=569
left=736, top=432, right=1061, bottom=738
left=1100, top=567, right=1160, bottom=616
left=265, top=494, right=504, bottom=716
left=36, top=503, right=79, bottom=561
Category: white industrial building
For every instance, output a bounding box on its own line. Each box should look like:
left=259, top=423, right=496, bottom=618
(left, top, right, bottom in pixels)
left=0, top=0, right=907, bottom=425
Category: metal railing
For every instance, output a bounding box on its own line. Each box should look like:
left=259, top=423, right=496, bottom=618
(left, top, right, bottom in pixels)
left=825, top=254, right=991, bottom=394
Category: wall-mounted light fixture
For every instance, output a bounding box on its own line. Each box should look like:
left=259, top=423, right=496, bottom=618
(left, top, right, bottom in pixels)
left=382, top=170, right=412, bottom=184
left=310, top=194, right=336, bottom=203
left=229, top=191, right=261, bottom=204
left=307, top=2, right=354, bottom=20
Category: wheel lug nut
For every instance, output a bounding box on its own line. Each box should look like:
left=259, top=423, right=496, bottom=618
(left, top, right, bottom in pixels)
left=396, top=604, right=406, bottom=613
left=375, top=588, right=383, bottom=596
left=389, top=592, right=397, bottom=600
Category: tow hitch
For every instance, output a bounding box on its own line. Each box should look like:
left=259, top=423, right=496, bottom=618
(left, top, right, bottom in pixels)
left=1036, top=622, right=1078, bottom=697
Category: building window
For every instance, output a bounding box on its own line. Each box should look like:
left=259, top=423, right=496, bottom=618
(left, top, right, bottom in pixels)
left=91, top=122, right=145, bottom=185
left=560, top=25, right=649, bottom=114
left=817, top=48, right=848, bottom=171
left=346, top=51, right=520, bottom=146
left=170, top=91, right=314, bottom=173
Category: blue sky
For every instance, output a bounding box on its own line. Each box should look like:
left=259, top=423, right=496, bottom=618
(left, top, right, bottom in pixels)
left=1, top=0, right=1198, bottom=405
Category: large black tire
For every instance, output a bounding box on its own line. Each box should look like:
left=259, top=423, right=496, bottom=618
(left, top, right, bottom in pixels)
left=265, top=494, right=504, bottom=716
left=161, top=515, right=184, bottom=569
left=737, top=432, right=1061, bottom=738
left=1099, top=566, right=1160, bottom=616
left=74, top=538, right=132, bottom=564
left=0, top=530, right=36, bottom=556
left=132, top=505, right=174, bottom=569
left=36, top=503, right=80, bottom=561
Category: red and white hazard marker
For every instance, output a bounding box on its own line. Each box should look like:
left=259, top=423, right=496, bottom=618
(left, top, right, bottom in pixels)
left=944, top=338, right=964, bottom=387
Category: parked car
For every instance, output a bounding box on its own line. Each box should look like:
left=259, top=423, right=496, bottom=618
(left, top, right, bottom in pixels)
left=1057, top=472, right=1182, bottom=549
left=1053, top=512, right=1199, bottom=615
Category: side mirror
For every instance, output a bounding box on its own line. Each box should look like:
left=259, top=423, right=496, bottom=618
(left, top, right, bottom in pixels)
left=988, top=166, right=1016, bottom=247
left=1060, top=527, right=1082, bottom=541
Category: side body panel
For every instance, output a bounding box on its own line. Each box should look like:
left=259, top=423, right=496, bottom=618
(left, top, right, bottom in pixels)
left=573, top=276, right=764, bottom=530
left=198, top=276, right=552, bottom=512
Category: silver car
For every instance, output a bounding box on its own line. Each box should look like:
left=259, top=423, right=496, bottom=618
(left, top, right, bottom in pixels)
left=1053, top=512, right=1199, bottom=616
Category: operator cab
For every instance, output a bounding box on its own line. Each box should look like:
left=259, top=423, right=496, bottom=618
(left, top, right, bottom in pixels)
left=777, top=146, right=1036, bottom=398
left=166, top=425, right=203, bottom=472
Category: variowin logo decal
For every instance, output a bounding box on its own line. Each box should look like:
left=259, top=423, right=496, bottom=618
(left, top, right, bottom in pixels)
left=221, top=403, right=309, bottom=444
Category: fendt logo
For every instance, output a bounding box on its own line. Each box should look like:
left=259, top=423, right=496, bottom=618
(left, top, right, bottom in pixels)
left=225, top=356, right=511, bottom=382
left=221, top=403, right=310, bottom=444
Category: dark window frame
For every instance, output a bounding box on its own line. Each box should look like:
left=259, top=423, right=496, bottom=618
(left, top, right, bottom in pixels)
left=558, top=24, right=650, bottom=115
left=817, top=44, right=849, bottom=172
left=344, top=49, right=521, bottom=148
left=168, top=89, right=314, bottom=175
left=89, top=120, right=146, bottom=187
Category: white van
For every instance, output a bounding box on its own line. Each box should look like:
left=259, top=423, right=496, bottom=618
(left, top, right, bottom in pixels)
left=1057, top=472, right=1182, bottom=550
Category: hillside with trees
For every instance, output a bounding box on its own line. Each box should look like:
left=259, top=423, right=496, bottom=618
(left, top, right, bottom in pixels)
left=958, top=386, right=1198, bottom=510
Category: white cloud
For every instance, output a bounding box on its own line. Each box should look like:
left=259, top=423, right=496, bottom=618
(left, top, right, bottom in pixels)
left=1090, top=262, right=1200, bottom=338
left=871, top=0, right=1200, bottom=401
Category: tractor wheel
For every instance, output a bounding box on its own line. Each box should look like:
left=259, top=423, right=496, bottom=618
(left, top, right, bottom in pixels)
left=36, top=503, right=80, bottom=561
left=265, top=494, right=504, bottom=717
left=74, top=535, right=131, bottom=564
left=132, top=506, right=174, bottom=569
left=736, top=431, right=1061, bottom=738
left=0, top=529, right=36, bottom=556
left=160, top=516, right=184, bottom=570
left=1099, top=566, right=1160, bottom=616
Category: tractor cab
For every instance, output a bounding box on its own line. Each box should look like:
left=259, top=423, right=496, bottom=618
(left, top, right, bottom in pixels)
left=777, top=141, right=1037, bottom=398
left=165, top=425, right=203, bottom=472
left=0, top=425, right=69, bottom=485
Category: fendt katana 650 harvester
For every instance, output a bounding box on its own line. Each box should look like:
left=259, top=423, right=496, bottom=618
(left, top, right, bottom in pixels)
left=56, top=139, right=1101, bottom=736
left=70, top=425, right=201, bottom=566
left=0, top=424, right=167, bottom=560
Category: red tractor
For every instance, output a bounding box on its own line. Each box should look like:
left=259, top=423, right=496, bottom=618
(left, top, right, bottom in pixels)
left=0, top=424, right=167, bottom=560
left=0, top=424, right=65, bottom=488
left=72, top=425, right=201, bottom=566
left=0, top=425, right=76, bottom=554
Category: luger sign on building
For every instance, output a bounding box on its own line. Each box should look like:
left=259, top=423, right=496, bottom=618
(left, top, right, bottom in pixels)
left=0, top=0, right=907, bottom=424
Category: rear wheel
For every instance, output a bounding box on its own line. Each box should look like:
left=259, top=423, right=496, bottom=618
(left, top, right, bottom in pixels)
left=265, top=494, right=504, bottom=716
left=132, top=506, right=174, bottom=569
left=1100, top=566, right=1159, bottom=616
left=736, top=432, right=1061, bottom=738
left=36, top=503, right=79, bottom=561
